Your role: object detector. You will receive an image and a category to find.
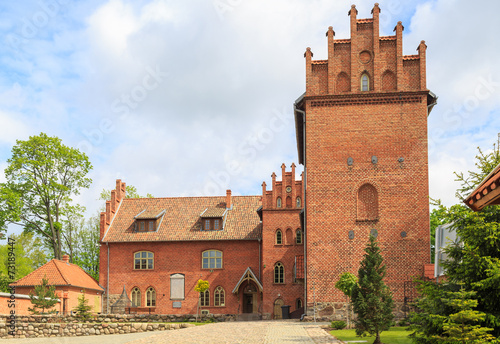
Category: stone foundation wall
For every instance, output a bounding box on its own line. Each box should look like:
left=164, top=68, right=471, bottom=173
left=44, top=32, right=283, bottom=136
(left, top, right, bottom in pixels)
left=303, top=301, right=413, bottom=322
left=0, top=313, right=237, bottom=339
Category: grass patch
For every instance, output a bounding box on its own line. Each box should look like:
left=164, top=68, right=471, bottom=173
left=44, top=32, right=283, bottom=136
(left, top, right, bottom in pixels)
left=330, top=326, right=411, bottom=344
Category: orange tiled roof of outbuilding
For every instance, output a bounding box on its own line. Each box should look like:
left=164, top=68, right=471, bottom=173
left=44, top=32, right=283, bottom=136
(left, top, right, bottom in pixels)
left=11, top=256, right=103, bottom=292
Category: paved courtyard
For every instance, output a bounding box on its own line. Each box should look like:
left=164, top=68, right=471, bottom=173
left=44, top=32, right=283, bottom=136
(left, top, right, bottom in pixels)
left=6, top=321, right=343, bottom=344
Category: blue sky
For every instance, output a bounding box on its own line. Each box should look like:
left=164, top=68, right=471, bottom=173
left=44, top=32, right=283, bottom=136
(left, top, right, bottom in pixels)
left=1, top=0, right=500, bottom=240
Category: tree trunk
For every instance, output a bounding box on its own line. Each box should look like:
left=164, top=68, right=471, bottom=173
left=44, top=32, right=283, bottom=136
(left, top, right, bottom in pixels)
left=374, top=332, right=381, bottom=344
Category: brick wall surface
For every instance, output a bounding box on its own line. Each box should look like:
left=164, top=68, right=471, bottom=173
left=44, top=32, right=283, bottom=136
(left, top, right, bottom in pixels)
left=102, top=240, right=259, bottom=315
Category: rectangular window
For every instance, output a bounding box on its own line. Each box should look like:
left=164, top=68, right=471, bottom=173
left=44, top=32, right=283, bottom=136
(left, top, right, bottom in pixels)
left=202, top=250, right=223, bottom=269
left=149, top=220, right=154, bottom=231
left=134, top=251, right=154, bottom=270
left=214, top=219, right=220, bottom=230
left=140, top=221, right=145, bottom=231
left=205, top=219, right=210, bottom=230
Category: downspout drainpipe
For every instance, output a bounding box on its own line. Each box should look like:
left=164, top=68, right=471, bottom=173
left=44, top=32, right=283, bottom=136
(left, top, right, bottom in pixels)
left=258, top=237, right=261, bottom=280
left=294, top=105, right=307, bottom=316
left=107, top=242, right=109, bottom=314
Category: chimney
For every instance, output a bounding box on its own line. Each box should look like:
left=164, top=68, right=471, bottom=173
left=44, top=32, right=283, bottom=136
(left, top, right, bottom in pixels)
left=304, top=47, right=313, bottom=95
left=62, top=255, right=70, bottom=263
left=226, top=190, right=232, bottom=209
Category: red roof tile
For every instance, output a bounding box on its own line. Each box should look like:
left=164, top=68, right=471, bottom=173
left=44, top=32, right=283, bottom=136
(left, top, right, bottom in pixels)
left=134, top=209, right=166, bottom=219
left=380, top=35, right=396, bottom=41
left=311, top=60, right=328, bottom=65
left=103, top=196, right=262, bottom=242
left=11, top=259, right=103, bottom=292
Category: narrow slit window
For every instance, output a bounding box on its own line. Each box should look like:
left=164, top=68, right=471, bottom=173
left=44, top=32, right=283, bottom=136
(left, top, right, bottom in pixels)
left=361, top=74, right=369, bottom=91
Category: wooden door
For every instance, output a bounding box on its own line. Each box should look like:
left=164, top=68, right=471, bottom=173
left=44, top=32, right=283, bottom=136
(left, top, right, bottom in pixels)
left=273, top=299, right=284, bottom=319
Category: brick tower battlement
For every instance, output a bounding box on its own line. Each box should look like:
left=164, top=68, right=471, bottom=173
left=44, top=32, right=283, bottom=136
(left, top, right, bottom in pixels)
left=262, top=163, right=303, bottom=210
left=305, top=3, right=428, bottom=97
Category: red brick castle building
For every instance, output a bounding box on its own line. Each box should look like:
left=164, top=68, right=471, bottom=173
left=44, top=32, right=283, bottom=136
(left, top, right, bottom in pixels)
left=99, top=4, right=436, bottom=319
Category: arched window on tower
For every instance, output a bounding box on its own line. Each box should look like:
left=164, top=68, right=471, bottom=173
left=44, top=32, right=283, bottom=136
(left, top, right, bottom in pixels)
left=274, top=262, right=284, bottom=284
left=357, top=183, right=378, bottom=221
left=296, top=229, right=303, bottom=244
left=275, top=229, right=282, bottom=245
left=296, top=197, right=301, bottom=208
left=361, top=73, right=370, bottom=91
left=277, top=197, right=282, bottom=208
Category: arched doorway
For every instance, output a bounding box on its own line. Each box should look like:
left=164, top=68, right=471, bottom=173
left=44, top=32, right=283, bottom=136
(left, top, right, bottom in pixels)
left=273, top=298, right=284, bottom=319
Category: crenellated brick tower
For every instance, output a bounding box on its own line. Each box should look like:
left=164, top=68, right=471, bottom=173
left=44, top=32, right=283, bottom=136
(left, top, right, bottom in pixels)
left=294, top=3, right=437, bottom=316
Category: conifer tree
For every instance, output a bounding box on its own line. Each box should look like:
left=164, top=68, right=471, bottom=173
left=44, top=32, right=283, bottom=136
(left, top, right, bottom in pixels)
left=352, top=235, right=394, bottom=344
left=28, top=276, right=58, bottom=314
left=73, top=291, right=93, bottom=320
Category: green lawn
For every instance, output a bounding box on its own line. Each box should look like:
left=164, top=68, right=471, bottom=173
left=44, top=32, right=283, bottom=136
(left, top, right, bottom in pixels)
left=330, top=327, right=412, bottom=344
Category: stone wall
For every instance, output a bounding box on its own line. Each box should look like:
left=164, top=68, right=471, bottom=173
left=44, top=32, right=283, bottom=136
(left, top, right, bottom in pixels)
left=0, top=313, right=237, bottom=339
left=303, top=301, right=413, bottom=322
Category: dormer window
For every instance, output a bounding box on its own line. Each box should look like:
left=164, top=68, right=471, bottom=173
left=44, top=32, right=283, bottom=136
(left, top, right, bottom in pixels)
left=200, top=207, right=227, bottom=231
left=133, top=209, right=166, bottom=232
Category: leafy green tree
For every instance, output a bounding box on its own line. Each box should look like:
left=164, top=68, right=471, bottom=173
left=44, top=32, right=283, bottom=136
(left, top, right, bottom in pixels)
left=72, top=214, right=100, bottom=281
left=0, top=133, right=92, bottom=259
left=352, top=235, right=394, bottom=344
left=28, top=276, right=59, bottom=314
left=73, top=291, right=93, bottom=320
left=335, top=272, right=358, bottom=328
left=0, top=232, right=48, bottom=292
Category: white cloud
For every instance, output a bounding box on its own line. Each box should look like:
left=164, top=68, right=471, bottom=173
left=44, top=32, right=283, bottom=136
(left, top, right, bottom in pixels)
left=0, top=110, right=30, bottom=145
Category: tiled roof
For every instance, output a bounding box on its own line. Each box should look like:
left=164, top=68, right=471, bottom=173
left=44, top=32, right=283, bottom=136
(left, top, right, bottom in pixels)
left=311, top=60, right=328, bottom=65
left=11, top=259, right=103, bottom=292
left=201, top=207, right=227, bottom=218
left=380, top=35, right=396, bottom=41
left=357, top=18, right=373, bottom=23
left=296, top=255, right=304, bottom=279
left=334, top=39, right=350, bottom=44
left=103, top=196, right=262, bottom=242
left=134, top=209, right=166, bottom=219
